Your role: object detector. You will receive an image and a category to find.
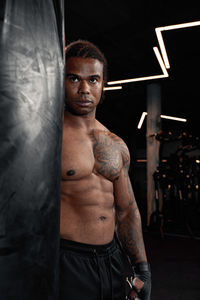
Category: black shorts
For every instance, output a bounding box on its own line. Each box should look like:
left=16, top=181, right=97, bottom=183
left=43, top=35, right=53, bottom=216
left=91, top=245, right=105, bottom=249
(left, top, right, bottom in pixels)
left=60, top=238, right=131, bottom=300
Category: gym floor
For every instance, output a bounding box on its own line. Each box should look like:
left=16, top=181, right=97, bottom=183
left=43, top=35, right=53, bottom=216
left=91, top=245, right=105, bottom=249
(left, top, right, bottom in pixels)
left=143, top=231, right=200, bottom=300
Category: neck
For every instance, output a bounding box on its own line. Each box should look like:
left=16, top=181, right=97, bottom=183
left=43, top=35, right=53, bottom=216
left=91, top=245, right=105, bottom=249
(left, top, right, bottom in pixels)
left=64, top=110, right=97, bottom=131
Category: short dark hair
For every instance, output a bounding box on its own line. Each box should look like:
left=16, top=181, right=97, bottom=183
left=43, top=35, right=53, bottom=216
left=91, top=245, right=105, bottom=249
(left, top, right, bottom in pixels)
left=65, top=40, right=108, bottom=83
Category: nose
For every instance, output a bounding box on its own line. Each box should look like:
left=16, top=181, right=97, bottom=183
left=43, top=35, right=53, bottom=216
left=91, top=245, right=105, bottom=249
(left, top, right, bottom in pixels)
left=78, top=80, right=90, bottom=94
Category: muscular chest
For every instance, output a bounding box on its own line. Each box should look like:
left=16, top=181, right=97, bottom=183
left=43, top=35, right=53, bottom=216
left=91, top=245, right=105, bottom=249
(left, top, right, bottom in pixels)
left=61, top=130, right=123, bottom=181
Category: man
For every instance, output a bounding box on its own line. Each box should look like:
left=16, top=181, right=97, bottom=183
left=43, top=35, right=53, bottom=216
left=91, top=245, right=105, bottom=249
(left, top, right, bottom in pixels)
left=60, top=40, right=151, bottom=300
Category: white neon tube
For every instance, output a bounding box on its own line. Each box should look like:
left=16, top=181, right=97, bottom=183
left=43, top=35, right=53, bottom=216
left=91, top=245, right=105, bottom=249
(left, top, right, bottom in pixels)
left=107, top=74, right=167, bottom=85
left=160, top=114, right=187, bottom=122
left=107, top=47, right=168, bottom=85
left=137, top=112, right=187, bottom=129
left=137, top=112, right=147, bottom=129
left=155, top=20, right=200, bottom=70
left=155, top=28, right=170, bottom=69
left=107, top=20, right=200, bottom=86
left=153, top=47, right=169, bottom=75
left=157, top=21, right=200, bottom=32
left=103, top=86, right=122, bottom=91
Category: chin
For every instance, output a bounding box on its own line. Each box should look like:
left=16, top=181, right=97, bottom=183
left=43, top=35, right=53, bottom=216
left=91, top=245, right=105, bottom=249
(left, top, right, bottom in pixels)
left=67, top=106, right=95, bottom=116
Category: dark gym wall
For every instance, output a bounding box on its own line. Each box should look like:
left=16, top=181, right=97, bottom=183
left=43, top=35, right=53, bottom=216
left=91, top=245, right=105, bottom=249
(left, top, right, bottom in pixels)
left=0, top=1, right=65, bottom=299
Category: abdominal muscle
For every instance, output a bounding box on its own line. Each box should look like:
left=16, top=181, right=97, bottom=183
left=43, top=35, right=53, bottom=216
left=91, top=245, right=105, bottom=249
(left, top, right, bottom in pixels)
left=60, top=173, right=116, bottom=245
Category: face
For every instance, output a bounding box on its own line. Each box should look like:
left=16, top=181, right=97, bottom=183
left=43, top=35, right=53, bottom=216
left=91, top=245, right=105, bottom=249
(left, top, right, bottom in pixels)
left=65, top=57, right=104, bottom=116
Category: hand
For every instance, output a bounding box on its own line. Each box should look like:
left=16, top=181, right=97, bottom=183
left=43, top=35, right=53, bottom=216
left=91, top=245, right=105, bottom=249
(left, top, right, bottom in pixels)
left=126, top=276, right=144, bottom=299
left=126, top=262, right=151, bottom=300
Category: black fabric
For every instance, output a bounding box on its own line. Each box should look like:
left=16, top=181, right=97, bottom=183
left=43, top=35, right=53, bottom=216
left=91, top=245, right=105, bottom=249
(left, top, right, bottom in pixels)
left=60, top=238, right=128, bottom=300
left=133, top=262, right=151, bottom=300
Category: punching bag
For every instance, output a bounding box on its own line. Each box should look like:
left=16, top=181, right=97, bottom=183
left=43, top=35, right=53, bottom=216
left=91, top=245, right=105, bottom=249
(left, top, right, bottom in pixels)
left=0, top=1, right=65, bottom=299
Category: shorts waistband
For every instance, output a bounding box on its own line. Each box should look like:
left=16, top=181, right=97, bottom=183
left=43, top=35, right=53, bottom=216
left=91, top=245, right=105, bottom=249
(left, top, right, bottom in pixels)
left=60, top=238, right=117, bottom=255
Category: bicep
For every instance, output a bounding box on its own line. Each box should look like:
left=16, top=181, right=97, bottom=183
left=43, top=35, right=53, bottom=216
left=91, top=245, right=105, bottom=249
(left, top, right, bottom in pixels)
left=114, top=167, right=138, bottom=220
left=114, top=137, right=139, bottom=218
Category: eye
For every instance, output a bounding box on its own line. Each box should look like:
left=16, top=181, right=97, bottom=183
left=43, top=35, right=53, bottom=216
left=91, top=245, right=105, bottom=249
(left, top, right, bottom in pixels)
left=89, top=77, right=98, bottom=84
left=69, top=75, right=79, bottom=82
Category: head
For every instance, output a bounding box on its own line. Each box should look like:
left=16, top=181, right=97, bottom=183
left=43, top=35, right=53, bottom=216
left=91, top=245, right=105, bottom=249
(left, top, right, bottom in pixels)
left=65, top=40, right=108, bottom=83
left=64, top=40, right=108, bottom=116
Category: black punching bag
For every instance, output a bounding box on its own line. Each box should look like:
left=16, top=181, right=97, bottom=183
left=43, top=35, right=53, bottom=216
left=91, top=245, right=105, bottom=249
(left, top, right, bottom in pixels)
left=0, top=1, right=65, bottom=299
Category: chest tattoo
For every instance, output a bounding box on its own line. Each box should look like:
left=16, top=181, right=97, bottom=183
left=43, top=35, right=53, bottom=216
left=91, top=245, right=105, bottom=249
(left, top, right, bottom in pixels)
left=91, top=130, right=122, bottom=180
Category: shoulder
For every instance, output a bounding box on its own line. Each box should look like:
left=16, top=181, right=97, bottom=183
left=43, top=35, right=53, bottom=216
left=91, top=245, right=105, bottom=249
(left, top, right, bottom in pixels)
left=109, top=132, right=130, bottom=168
left=93, top=122, right=130, bottom=167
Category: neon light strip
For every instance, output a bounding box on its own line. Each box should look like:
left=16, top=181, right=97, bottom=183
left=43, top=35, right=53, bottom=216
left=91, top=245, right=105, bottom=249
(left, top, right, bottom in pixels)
left=104, top=86, right=122, bottom=91
left=158, top=21, right=200, bottom=31
left=155, top=28, right=170, bottom=69
left=153, top=47, right=168, bottom=76
left=107, top=47, right=168, bottom=85
left=136, top=159, right=167, bottom=162
left=107, top=20, right=200, bottom=86
left=156, top=21, right=200, bottom=69
left=137, top=112, right=147, bottom=129
left=137, top=112, right=187, bottom=129
left=160, top=114, right=187, bottom=122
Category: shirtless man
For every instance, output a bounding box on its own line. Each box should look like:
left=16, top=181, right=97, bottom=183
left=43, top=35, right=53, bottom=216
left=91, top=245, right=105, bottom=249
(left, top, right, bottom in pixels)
left=60, top=40, right=151, bottom=300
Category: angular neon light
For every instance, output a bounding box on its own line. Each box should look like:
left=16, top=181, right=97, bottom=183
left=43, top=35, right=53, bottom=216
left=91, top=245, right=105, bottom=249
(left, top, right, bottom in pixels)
left=107, top=47, right=168, bottom=85
left=153, top=47, right=168, bottom=76
left=155, top=28, right=170, bottom=69
left=155, top=21, right=200, bottom=69
left=107, top=20, right=200, bottom=87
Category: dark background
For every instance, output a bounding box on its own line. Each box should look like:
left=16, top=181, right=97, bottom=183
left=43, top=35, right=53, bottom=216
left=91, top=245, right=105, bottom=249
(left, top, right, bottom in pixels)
left=65, top=0, right=200, bottom=152
left=64, top=1, right=200, bottom=234
left=64, top=5, right=200, bottom=299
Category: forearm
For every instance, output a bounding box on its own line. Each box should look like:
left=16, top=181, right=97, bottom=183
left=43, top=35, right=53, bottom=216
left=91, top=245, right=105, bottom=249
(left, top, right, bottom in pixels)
left=116, top=206, right=147, bottom=264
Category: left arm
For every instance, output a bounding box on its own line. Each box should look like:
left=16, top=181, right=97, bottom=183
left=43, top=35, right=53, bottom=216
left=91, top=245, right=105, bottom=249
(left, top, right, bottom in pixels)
left=114, top=140, right=151, bottom=299
left=114, top=144, right=147, bottom=264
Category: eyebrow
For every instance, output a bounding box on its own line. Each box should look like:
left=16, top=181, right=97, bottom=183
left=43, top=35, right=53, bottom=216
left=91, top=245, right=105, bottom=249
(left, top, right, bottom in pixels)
left=66, top=73, right=78, bottom=78
left=66, top=73, right=101, bottom=79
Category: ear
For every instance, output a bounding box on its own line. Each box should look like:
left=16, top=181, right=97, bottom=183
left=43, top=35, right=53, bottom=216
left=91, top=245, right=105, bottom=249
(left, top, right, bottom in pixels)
left=99, top=87, right=105, bottom=104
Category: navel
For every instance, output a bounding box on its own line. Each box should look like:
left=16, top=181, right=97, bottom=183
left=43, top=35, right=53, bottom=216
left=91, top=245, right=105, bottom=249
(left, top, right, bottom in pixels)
left=99, top=216, right=107, bottom=221
left=66, top=169, right=76, bottom=176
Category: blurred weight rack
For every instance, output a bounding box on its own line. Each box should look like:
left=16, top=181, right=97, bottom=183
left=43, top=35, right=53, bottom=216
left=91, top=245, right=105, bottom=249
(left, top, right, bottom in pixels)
left=150, top=131, right=200, bottom=238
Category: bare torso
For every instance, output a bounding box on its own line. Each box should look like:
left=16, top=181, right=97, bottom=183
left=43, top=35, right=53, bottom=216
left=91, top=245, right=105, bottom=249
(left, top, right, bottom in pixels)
left=60, top=119, right=124, bottom=245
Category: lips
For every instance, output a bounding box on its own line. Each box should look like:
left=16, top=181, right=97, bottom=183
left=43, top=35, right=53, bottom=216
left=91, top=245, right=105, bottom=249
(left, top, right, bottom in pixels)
left=75, top=99, right=93, bottom=107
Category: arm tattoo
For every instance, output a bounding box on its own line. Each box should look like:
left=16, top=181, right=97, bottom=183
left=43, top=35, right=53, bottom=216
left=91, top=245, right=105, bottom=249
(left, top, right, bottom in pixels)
left=91, top=129, right=123, bottom=180
left=117, top=206, right=146, bottom=264
left=90, top=129, right=146, bottom=263
left=115, top=139, right=147, bottom=263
